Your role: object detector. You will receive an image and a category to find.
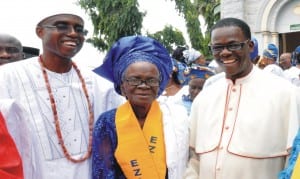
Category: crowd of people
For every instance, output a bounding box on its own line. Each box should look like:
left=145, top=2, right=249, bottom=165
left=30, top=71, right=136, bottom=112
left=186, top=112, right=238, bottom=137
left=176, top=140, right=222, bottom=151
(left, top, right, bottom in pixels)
left=0, top=9, right=300, bottom=179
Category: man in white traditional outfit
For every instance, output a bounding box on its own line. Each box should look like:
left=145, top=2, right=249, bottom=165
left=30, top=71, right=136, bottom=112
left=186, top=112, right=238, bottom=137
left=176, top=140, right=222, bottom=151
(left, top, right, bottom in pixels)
left=0, top=9, right=123, bottom=179
left=185, top=17, right=300, bottom=179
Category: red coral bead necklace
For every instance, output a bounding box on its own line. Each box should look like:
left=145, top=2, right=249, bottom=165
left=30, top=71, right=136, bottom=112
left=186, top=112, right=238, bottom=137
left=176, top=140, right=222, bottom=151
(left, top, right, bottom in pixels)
left=38, top=55, right=94, bottom=163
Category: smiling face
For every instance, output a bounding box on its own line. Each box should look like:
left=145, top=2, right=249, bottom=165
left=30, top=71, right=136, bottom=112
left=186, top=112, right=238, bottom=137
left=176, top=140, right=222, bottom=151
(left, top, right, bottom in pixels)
left=120, top=61, right=160, bottom=110
left=211, top=26, right=253, bottom=82
left=36, top=14, right=85, bottom=60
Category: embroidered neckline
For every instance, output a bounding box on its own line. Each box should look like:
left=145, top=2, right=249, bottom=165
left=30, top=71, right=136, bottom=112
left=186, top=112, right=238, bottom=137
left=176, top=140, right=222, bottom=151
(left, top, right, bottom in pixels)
left=38, top=55, right=94, bottom=163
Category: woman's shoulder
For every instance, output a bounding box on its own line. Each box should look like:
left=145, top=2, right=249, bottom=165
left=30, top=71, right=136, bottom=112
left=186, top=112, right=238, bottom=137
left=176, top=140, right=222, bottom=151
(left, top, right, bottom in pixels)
left=95, top=109, right=117, bottom=128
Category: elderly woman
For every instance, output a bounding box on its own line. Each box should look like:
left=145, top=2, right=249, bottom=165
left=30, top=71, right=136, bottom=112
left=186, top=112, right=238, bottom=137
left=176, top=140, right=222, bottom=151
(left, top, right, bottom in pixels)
left=92, top=35, right=189, bottom=179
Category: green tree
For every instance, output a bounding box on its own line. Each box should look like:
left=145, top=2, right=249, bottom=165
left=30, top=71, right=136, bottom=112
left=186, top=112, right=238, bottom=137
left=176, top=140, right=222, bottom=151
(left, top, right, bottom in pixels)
left=78, top=0, right=145, bottom=51
left=78, top=0, right=220, bottom=57
left=147, top=25, right=186, bottom=54
left=171, top=0, right=220, bottom=57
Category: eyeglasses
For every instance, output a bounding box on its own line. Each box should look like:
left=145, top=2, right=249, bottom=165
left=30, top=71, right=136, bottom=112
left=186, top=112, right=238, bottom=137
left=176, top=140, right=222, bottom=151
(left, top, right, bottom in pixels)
left=41, top=23, right=88, bottom=36
left=209, top=40, right=249, bottom=54
left=124, top=77, right=160, bottom=87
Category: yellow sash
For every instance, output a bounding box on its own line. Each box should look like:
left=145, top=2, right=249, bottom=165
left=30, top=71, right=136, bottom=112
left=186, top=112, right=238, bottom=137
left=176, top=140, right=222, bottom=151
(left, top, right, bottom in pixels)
left=292, top=156, right=300, bottom=179
left=115, top=101, right=166, bottom=179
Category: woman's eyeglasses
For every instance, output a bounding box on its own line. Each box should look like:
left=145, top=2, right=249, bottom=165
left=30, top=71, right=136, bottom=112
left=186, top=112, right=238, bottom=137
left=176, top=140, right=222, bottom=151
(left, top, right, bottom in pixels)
left=209, top=39, right=249, bottom=54
left=124, top=78, right=160, bottom=87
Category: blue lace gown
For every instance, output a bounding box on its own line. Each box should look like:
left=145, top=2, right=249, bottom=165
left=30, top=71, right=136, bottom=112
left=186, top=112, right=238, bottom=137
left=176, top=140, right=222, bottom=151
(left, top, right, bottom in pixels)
left=92, top=109, right=126, bottom=179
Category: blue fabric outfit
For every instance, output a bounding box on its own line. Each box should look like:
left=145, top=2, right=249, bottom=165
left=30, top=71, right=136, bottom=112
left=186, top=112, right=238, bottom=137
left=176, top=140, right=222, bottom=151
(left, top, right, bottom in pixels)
left=278, top=129, right=300, bottom=179
left=172, top=58, right=188, bottom=86
left=181, top=66, right=215, bottom=86
left=250, top=37, right=258, bottom=61
left=92, top=109, right=126, bottom=179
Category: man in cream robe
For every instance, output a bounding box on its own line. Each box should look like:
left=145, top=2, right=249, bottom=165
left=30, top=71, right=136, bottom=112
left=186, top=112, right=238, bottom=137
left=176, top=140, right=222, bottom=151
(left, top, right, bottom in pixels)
left=185, top=17, right=300, bottom=179
left=185, top=66, right=300, bottom=179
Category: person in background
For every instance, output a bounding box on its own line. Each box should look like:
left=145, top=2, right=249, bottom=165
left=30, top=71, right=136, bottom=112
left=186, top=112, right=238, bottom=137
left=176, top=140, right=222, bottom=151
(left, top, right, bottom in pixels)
left=250, top=37, right=260, bottom=64
left=158, top=47, right=188, bottom=100
left=0, top=11, right=123, bottom=179
left=183, top=48, right=206, bottom=67
left=280, top=52, right=293, bottom=71
left=292, top=46, right=300, bottom=69
left=173, top=68, right=210, bottom=116
left=185, top=17, right=300, bottom=179
left=258, top=43, right=285, bottom=77
left=279, top=52, right=300, bottom=86
left=0, top=33, right=23, bottom=65
left=172, top=46, right=188, bottom=64
left=159, top=58, right=182, bottom=98
left=182, top=48, right=215, bottom=86
left=92, top=35, right=189, bottom=179
left=171, top=46, right=188, bottom=85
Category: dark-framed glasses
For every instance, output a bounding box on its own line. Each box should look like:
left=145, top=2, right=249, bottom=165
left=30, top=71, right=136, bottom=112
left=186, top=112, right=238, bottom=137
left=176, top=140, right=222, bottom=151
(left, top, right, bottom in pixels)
left=124, top=77, right=160, bottom=87
left=209, top=39, right=249, bottom=54
left=41, top=23, right=88, bottom=36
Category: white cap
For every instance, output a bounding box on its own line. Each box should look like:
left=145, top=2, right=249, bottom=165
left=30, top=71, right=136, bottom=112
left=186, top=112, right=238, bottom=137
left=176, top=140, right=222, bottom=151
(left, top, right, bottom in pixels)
left=34, top=1, right=85, bottom=25
left=2, top=0, right=89, bottom=50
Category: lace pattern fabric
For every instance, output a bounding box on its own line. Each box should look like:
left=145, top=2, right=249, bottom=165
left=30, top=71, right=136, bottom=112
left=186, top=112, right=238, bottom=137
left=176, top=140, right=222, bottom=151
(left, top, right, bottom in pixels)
left=92, top=109, right=125, bottom=179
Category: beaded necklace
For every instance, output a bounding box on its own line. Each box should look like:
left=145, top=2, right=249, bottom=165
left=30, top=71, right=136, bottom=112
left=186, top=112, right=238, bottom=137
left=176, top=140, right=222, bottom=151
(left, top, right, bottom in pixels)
left=38, top=56, right=94, bottom=163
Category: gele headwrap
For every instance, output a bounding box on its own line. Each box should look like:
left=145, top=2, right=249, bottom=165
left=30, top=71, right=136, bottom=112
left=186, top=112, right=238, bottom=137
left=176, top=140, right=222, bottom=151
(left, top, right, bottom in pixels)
left=183, top=48, right=202, bottom=65
left=182, top=67, right=215, bottom=85
left=263, top=43, right=278, bottom=61
left=295, top=46, right=300, bottom=53
left=93, top=35, right=173, bottom=96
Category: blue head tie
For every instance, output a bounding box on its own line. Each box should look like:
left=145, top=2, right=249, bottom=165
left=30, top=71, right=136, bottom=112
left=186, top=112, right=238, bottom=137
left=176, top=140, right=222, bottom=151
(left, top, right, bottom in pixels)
left=93, top=35, right=173, bottom=96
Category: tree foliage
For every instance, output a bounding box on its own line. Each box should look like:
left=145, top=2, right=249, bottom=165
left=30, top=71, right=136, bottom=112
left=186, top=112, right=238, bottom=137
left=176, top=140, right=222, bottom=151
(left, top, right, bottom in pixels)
left=78, top=0, right=220, bottom=57
left=78, top=0, right=145, bottom=51
left=171, top=0, right=220, bottom=57
left=147, top=25, right=186, bottom=54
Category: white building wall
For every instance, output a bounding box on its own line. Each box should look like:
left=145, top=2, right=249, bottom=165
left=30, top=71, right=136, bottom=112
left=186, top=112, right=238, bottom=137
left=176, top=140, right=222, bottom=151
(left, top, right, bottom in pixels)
left=221, top=0, right=300, bottom=55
